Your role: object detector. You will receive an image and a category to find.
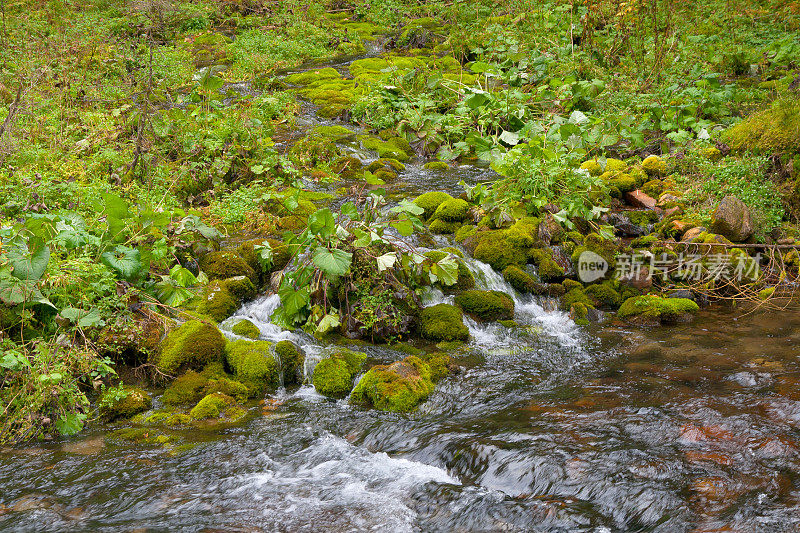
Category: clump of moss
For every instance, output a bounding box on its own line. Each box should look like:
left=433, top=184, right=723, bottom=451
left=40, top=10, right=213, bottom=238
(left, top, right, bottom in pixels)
left=617, top=295, right=699, bottom=324
left=231, top=319, right=260, bottom=339
left=161, top=370, right=209, bottom=406
left=580, top=159, right=603, bottom=176
left=571, top=233, right=618, bottom=272
left=225, top=339, right=279, bottom=394
left=429, top=219, right=462, bottom=234
left=723, top=98, right=800, bottom=156
left=422, top=352, right=450, bottom=382
left=419, top=303, right=469, bottom=342
left=641, top=155, right=667, bottom=177
left=349, top=356, right=435, bottom=412
left=602, top=171, right=637, bottom=195
left=198, top=280, right=239, bottom=322
left=189, top=392, right=235, bottom=420
left=585, top=281, right=623, bottom=308
left=503, top=265, right=543, bottom=294
left=367, top=158, right=405, bottom=172
left=237, top=238, right=291, bottom=276
left=423, top=161, right=449, bottom=171
left=312, top=348, right=367, bottom=398
left=200, top=251, right=257, bottom=284
left=454, top=225, right=477, bottom=243
left=359, top=135, right=414, bottom=161
left=154, top=320, right=226, bottom=375
left=99, top=387, right=152, bottom=422
left=274, top=340, right=305, bottom=385
left=414, top=191, right=453, bottom=220
left=332, top=156, right=363, bottom=179
left=605, top=158, right=628, bottom=172
left=472, top=232, right=527, bottom=271
left=432, top=198, right=469, bottom=222
left=454, top=290, right=514, bottom=322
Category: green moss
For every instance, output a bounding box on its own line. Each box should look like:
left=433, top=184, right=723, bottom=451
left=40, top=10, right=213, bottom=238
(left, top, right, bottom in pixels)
left=605, top=158, right=628, bottom=172
left=506, top=217, right=541, bottom=248
left=585, top=282, right=623, bottom=308
left=563, top=287, right=594, bottom=310
left=571, top=302, right=590, bottom=326
left=627, top=210, right=659, bottom=226
left=723, top=98, right=799, bottom=155
left=472, top=232, right=527, bottom=271
left=237, top=238, right=291, bottom=275
left=502, top=265, right=543, bottom=294
left=419, top=303, right=469, bottom=342
left=231, top=319, right=260, bottom=339
left=571, top=233, right=618, bottom=271
left=154, top=320, right=226, bottom=375
left=359, top=135, right=413, bottom=161
left=758, top=286, right=776, bottom=299
left=414, top=191, right=453, bottom=220
left=200, top=251, right=257, bottom=284
left=161, top=370, right=208, bottom=406
left=603, top=171, right=637, bottom=194
left=189, top=392, right=235, bottom=420
left=454, top=225, right=477, bottom=243
left=225, top=339, right=279, bottom=394
left=423, top=161, right=449, bottom=171
left=275, top=340, right=304, bottom=385
left=641, top=155, right=667, bottom=177
left=312, top=349, right=367, bottom=398
left=617, top=295, right=699, bottom=323
left=580, top=159, right=603, bottom=176
left=312, top=125, right=357, bottom=140
left=432, top=198, right=469, bottom=222
left=198, top=281, right=238, bottom=322
left=99, top=387, right=151, bottom=422
left=528, top=248, right=565, bottom=282
left=454, top=290, right=514, bottom=322
left=376, top=158, right=405, bottom=171
left=422, top=352, right=450, bottom=382
left=284, top=67, right=340, bottom=85
left=349, top=356, right=435, bottom=412
left=332, top=156, right=363, bottom=178
left=374, top=169, right=397, bottom=181
left=429, top=219, right=461, bottom=234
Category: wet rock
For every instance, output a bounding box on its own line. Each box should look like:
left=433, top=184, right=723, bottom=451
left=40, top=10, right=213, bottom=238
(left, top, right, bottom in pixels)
left=710, top=196, right=753, bottom=242
left=454, top=290, right=514, bottom=322
left=99, top=387, right=152, bottom=422
left=152, top=320, right=226, bottom=375
left=419, top=303, right=469, bottom=342
left=350, top=356, right=435, bottom=412
left=607, top=212, right=645, bottom=237
left=312, top=349, right=367, bottom=398
left=617, top=295, right=698, bottom=325
left=681, top=226, right=706, bottom=241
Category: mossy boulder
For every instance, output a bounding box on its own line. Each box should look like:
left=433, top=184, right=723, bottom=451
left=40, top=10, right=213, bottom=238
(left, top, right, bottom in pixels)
left=312, top=348, right=367, bottom=398
left=605, top=158, right=628, bottom=172
left=200, top=251, right=257, bottom=284
left=349, top=356, right=435, bottom=412
left=471, top=232, right=527, bottom=271
left=429, top=219, right=462, bottom=234
left=155, top=320, right=226, bottom=375
left=617, top=295, right=699, bottom=324
left=99, top=387, right=152, bottom=422
left=332, top=156, right=363, bottom=178
left=275, top=340, right=305, bottom=385
left=710, top=195, right=754, bottom=242
left=231, top=318, right=260, bottom=339
left=641, top=155, right=667, bottom=177
left=503, top=265, right=544, bottom=294
left=359, top=135, right=413, bottom=161
left=423, top=161, right=449, bottom=171
left=722, top=98, right=799, bottom=156
left=580, top=159, right=603, bottom=176
left=454, top=290, right=514, bottom=322
left=162, top=369, right=250, bottom=406
left=528, top=248, right=565, bottom=282
left=506, top=217, right=541, bottom=248
left=431, top=198, right=469, bottom=222
left=419, top=303, right=469, bottom=342
left=414, top=191, right=453, bottom=220
left=585, top=282, right=623, bottom=309
left=189, top=392, right=240, bottom=420
left=198, top=280, right=239, bottom=322
left=225, top=339, right=279, bottom=394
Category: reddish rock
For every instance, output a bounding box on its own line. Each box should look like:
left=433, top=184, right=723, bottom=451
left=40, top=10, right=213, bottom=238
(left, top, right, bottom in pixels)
left=625, top=190, right=656, bottom=209
left=682, top=227, right=706, bottom=241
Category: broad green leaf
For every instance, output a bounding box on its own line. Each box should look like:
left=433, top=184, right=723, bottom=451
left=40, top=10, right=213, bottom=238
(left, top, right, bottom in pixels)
left=431, top=257, right=459, bottom=286
left=499, top=130, right=520, bottom=146
left=364, top=171, right=384, bottom=185
left=316, top=313, right=341, bottom=334
left=391, top=219, right=414, bottom=236
left=169, top=265, right=198, bottom=287
left=312, top=247, right=352, bottom=279
left=61, top=307, right=105, bottom=328
left=7, top=241, right=49, bottom=281
left=101, top=246, right=143, bottom=281
left=254, top=240, right=274, bottom=271
left=278, top=282, right=311, bottom=318
left=308, top=208, right=336, bottom=238
left=55, top=413, right=86, bottom=436
left=390, top=199, right=424, bottom=216
left=340, top=202, right=359, bottom=219
left=0, top=278, right=43, bottom=305
left=376, top=253, right=397, bottom=272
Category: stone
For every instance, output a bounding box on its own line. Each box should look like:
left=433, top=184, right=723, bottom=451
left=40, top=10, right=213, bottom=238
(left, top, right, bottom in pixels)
left=625, top=190, right=656, bottom=209
left=710, top=196, right=753, bottom=242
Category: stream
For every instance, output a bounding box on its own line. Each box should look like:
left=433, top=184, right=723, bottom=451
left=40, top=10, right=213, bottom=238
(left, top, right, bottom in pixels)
left=2, top=42, right=800, bottom=533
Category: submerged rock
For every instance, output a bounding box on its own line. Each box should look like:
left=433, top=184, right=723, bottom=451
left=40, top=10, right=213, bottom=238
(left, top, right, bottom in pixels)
left=350, top=356, right=435, bottom=412
left=225, top=339, right=279, bottom=394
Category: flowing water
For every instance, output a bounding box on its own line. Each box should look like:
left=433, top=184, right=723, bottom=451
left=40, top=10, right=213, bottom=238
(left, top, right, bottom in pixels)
left=3, top=44, right=800, bottom=533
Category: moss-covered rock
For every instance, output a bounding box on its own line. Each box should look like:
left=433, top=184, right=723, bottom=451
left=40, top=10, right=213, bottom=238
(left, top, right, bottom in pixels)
left=349, top=356, right=435, bottom=412
left=200, top=251, right=257, bottom=284
left=605, top=158, right=628, bottom=172
left=237, top=238, right=291, bottom=276
left=162, top=370, right=250, bottom=406
left=99, top=387, right=152, bottom=422
left=275, top=340, right=305, bottom=385
left=429, top=219, right=462, bottom=234
left=231, top=318, right=260, bottom=339
left=225, top=339, right=279, bottom=394
left=198, top=280, right=239, bottom=322
left=617, top=295, right=699, bottom=324
left=528, top=248, right=566, bottom=282
left=431, top=198, right=469, bottom=222
left=312, top=348, right=367, bottom=398
left=641, top=155, right=667, bottom=177
left=154, top=320, right=226, bottom=375
left=580, top=159, right=603, bottom=176
left=454, top=290, right=514, bottom=322
left=359, top=135, right=413, bottom=161
left=472, top=232, right=527, bottom=271
left=423, top=161, right=449, bottom=171
left=585, top=281, right=623, bottom=308
left=331, top=156, right=363, bottom=178
left=419, top=303, right=469, bottom=342
left=189, top=392, right=236, bottom=420
left=414, top=191, right=453, bottom=220
left=502, top=265, right=543, bottom=294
